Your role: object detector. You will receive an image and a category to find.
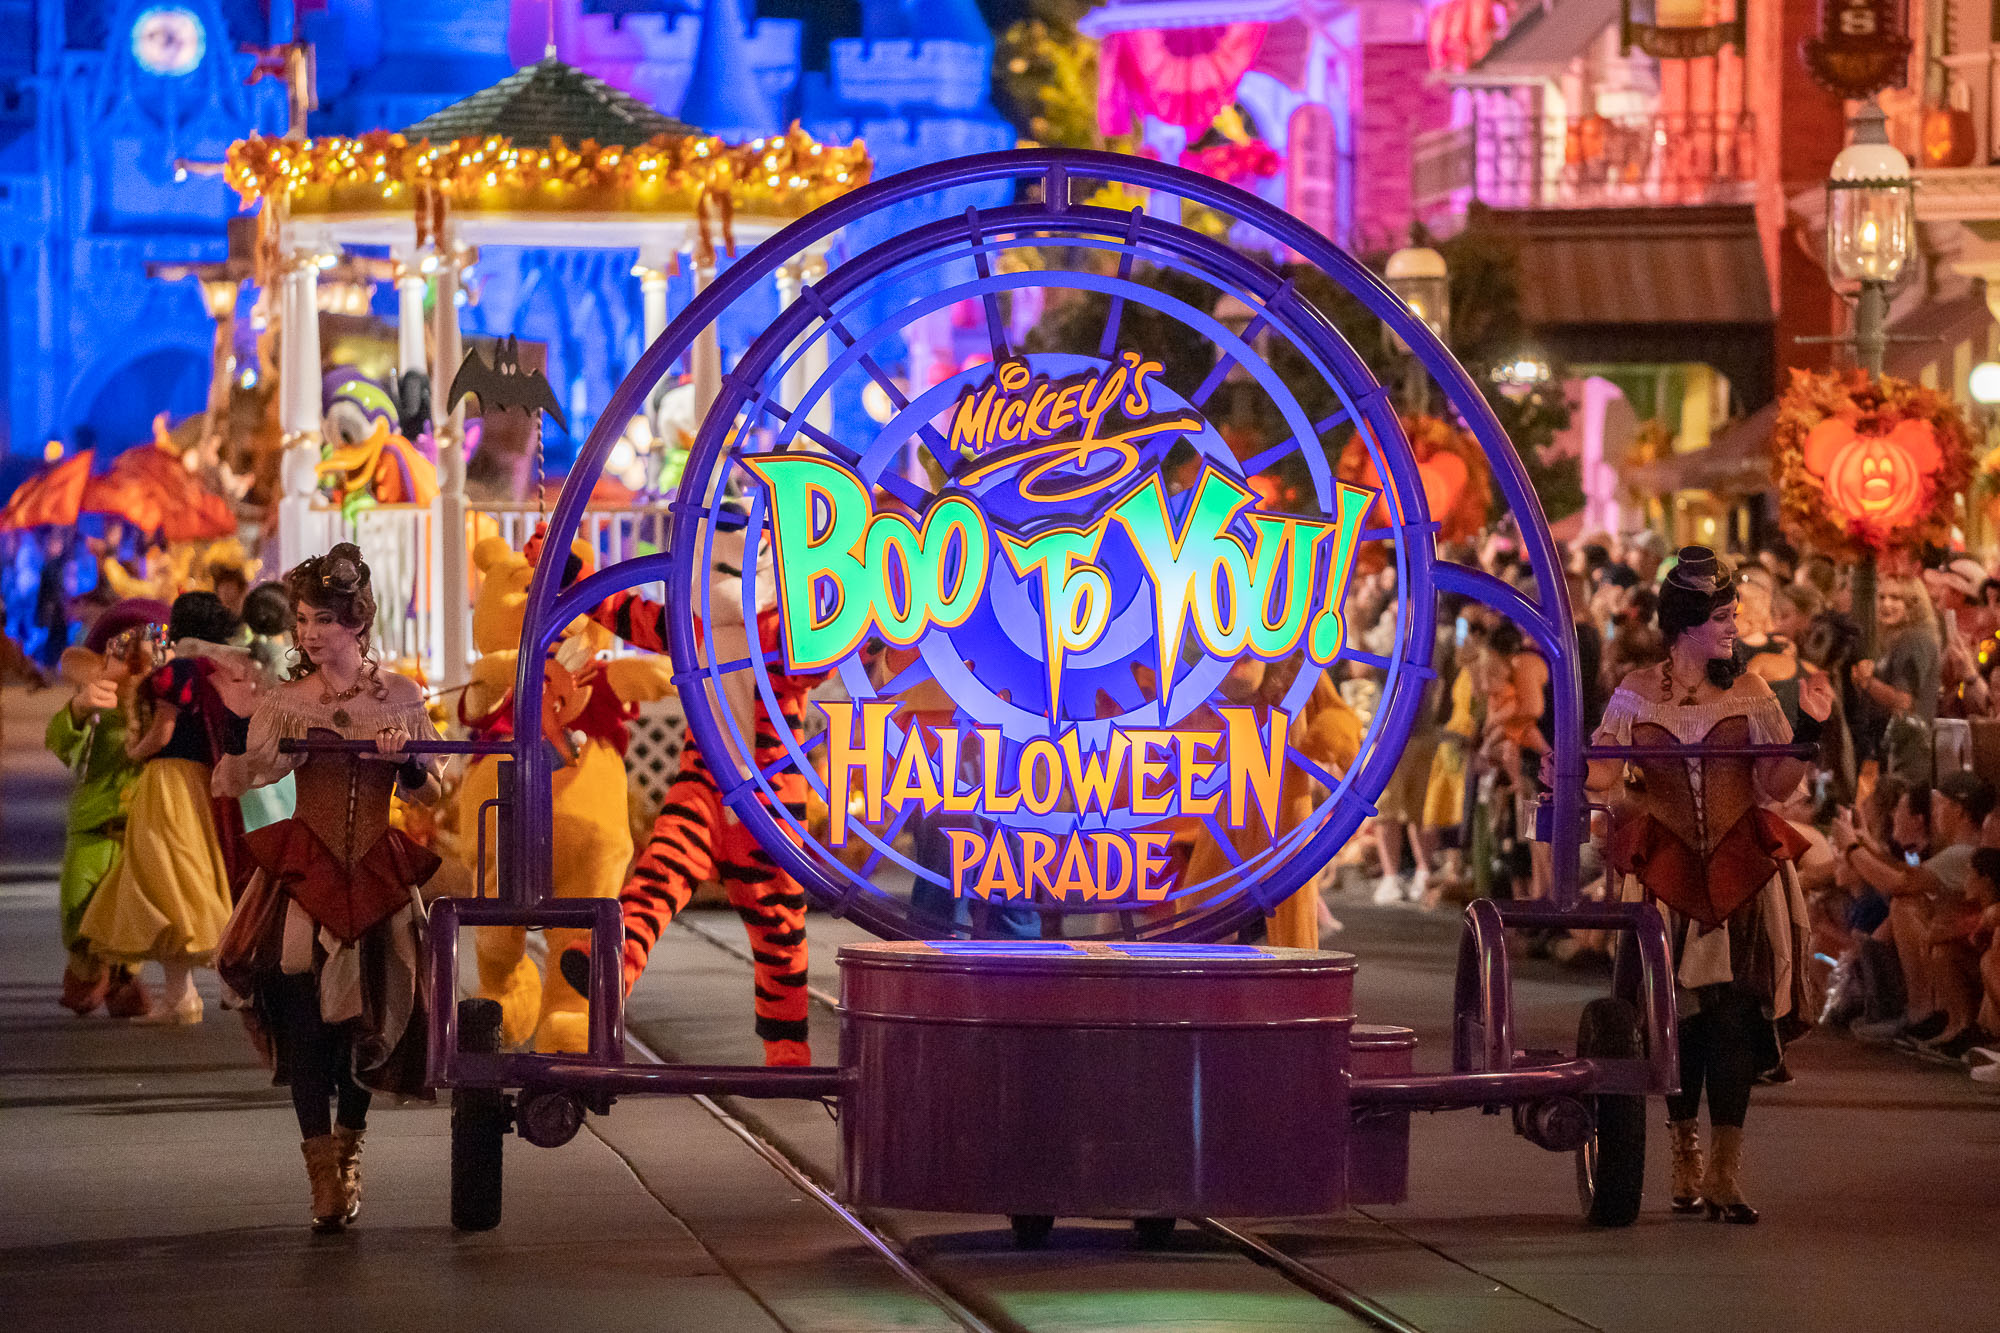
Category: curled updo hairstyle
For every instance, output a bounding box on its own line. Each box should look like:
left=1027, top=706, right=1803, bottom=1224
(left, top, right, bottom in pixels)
left=1656, top=545, right=1742, bottom=687
left=284, top=543, right=377, bottom=679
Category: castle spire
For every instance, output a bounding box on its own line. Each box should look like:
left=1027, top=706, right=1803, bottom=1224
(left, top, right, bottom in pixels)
left=678, top=0, right=780, bottom=141
left=861, top=0, right=990, bottom=48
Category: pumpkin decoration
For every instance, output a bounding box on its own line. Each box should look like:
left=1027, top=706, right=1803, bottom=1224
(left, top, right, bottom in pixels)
left=1922, top=104, right=1977, bottom=169
left=1772, top=369, right=1975, bottom=558
left=1337, top=413, right=1493, bottom=544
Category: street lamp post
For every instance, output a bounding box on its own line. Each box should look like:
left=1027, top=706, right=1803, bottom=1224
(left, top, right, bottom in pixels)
left=1825, top=96, right=1916, bottom=652
left=1384, top=244, right=1450, bottom=415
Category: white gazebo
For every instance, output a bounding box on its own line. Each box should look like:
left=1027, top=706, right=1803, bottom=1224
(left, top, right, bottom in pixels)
left=224, top=52, right=867, bottom=684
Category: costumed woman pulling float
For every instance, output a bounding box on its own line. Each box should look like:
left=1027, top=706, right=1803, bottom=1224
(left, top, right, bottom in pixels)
left=1578, top=548, right=1831, bottom=1224
left=214, top=545, right=448, bottom=1233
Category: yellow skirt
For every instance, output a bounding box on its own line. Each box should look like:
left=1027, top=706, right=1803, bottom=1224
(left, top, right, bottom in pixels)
left=78, top=759, right=232, bottom=966
left=1422, top=738, right=1468, bottom=830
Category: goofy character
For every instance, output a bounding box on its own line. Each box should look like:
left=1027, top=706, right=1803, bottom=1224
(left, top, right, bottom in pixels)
left=558, top=520, right=822, bottom=1067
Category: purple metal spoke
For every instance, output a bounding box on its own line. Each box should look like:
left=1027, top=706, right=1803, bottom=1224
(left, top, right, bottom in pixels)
left=762, top=730, right=827, bottom=782
left=1097, top=208, right=1146, bottom=359
left=879, top=653, right=936, bottom=697
left=857, top=803, right=921, bottom=879
left=1244, top=408, right=1350, bottom=475
left=1199, top=815, right=1245, bottom=866
left=795, top=283, right=952, bottom=457
left=1359, top=521, right=1442, bottom=543
left=963, top=205, right=1013, bottom=363
left=1337, top=646, right=1392, bottom=671
left=1286, top=745, right=1342, bottom=791
left=1190, top=279, right=1286, bottom=407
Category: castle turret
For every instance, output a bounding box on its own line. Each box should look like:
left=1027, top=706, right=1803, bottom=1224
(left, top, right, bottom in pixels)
left=337, top=0, right=515, bottom=133
left=676, top=0, right=780, bottom=142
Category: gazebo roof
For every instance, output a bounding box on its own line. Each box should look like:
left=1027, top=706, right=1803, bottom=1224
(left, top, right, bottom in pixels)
left=403, top=54, right=695, bottom=147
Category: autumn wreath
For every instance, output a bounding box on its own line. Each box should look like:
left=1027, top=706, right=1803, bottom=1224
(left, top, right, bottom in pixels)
left=1772, top=368, right=1975, bottom=558
left=1337, top=413, right=1494, bottom=544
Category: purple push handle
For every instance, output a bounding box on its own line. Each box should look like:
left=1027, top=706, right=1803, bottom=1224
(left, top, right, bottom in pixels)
left=278, top=738, right=515, bottom=756
left=1584, top=742, right=1817, bottom=761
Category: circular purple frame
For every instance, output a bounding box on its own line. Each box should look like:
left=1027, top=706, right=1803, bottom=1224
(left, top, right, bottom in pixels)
left=508, top=149, right=1587, bottom=940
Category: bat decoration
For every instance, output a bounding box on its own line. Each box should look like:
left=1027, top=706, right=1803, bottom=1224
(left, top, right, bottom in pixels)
left=447, top=335, right=568, bottom=433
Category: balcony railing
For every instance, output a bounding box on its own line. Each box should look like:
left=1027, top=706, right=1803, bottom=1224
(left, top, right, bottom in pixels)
left=1416, top=112, right=1757, bottom=213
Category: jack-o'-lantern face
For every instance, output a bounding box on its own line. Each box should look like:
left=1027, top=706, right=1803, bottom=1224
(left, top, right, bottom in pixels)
left=1338, top=429, right=1479, bottom=539
left=1801, top=417, right=1942, bottom=532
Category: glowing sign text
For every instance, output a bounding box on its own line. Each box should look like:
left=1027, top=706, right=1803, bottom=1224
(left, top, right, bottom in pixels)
left=738, top=352, right=1381, bottom=905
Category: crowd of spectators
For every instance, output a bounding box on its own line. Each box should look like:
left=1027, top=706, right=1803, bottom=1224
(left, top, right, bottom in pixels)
left=1347, top=527, right=2000, bottom=1087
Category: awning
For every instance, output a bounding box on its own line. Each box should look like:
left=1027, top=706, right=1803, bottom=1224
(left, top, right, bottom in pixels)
left=1480, top=207, right=1773, bottom=326
left=1623, top=401, right=1777, bottom=499
left=1462, top=0, right=1622, bottom=82
left=1886, top=291, right=1995, bottom=381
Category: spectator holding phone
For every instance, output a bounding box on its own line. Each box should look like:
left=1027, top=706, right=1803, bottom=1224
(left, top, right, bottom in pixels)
left=1837, top=772, right=1993, bottom=1049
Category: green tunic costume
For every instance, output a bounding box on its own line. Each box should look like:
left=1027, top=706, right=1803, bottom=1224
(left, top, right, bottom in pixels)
left=45, top=704, right=140, bottom=952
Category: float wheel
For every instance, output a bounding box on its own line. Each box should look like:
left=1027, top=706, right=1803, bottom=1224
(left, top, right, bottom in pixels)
left=451, top=997, right=511, bottom=1232
left=1574, top=997, right=1645, bottom=1227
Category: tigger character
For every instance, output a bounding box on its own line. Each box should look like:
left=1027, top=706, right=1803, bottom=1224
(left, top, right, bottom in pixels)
left=557, top=514, right=823, bottom=1068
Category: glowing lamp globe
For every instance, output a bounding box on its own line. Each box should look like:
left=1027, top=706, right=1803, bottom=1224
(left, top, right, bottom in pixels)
left=1826, top=108, right=1914, bottom=287
left=1384, top=245, right=1450, bottom=338
left=1970, top=360, right=2000, bottom=406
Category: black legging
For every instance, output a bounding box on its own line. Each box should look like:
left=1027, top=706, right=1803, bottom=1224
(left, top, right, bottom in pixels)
left=272, top=972, right=370, bottom=1138
left=1665, top=986, right=1763, bottom=1128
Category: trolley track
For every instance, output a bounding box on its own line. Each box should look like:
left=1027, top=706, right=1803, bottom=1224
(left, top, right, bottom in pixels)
left=660, top=914, right=1430, bottom=1333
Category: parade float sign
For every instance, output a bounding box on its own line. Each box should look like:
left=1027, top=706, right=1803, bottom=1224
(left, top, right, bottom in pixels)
left=575, top=151, right=1472, bottom=941
left=740, top=351, right=1375, bottom=906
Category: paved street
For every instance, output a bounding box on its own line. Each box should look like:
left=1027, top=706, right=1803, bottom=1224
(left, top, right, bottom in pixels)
left=3, top=681, right=1996, bottom=1332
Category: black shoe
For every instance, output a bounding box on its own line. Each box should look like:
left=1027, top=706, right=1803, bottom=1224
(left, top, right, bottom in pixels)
left=1898, top=1011, right=1950, bottom=1045
left=1926, top=1027, right=1992, bottom=1061
left=1754, top=1061, right=1793, bottom=1085
left=1705, top=1200, right=1760, bottom=1225
left=1669, top=1194, right=1706, bottom=1215
left=558, top=946, right=592, bottom=997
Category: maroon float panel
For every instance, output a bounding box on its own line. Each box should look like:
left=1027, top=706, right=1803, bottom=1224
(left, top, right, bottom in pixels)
left=839, top=941, right=1356, bottom=1218
left=1347, top=1024, right=1417, bottom=1205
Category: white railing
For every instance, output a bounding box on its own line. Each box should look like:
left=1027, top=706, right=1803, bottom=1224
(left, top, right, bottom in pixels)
left=307, top=501, right=446, bottom=674
left=306, top=497, right=677, bottom=680
left=475, top=503, right=675, bottom=598
left=1418, top=112, right=1758, bottom=212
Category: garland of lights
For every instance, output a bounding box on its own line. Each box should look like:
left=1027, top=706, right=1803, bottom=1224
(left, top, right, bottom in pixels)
left=1771, top=368, right=1975, bottom=558
left=225, top=124, right=870, bottom=220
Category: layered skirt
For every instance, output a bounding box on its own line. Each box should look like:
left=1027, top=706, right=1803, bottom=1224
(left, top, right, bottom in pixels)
left=77, top=759, right=232, bottom=966
left=219, top=819, right=437, bottom=1098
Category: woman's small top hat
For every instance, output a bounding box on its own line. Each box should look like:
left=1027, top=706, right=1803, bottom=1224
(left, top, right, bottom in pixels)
left=1667, top=546, right=1733, bottom=596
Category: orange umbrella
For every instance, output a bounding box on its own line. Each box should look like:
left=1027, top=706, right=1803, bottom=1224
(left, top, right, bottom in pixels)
left=0, top=451, right=93, bottom=531
left=81, top=466, right=167, bottom=537
left=112, top=446, right=236, bottom=541
left=84, top=416, right=236, bottom=541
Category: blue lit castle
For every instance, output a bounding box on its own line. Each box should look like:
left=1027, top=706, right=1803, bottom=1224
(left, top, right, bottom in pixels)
left=0, top=1, right=288, bottom=477
left=0, top=0, right=1013, bottom=486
